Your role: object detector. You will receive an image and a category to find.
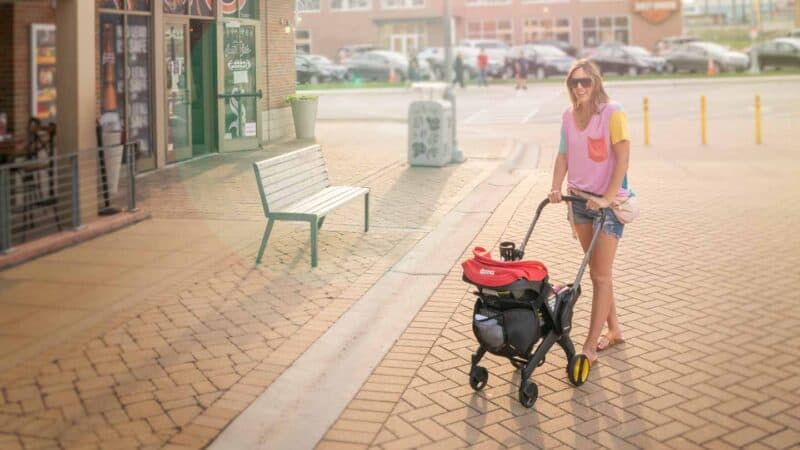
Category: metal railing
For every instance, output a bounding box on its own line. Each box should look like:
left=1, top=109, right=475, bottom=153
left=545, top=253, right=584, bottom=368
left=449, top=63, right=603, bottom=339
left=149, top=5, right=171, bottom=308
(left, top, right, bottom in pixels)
left=0, top=141, right=138, bottom=253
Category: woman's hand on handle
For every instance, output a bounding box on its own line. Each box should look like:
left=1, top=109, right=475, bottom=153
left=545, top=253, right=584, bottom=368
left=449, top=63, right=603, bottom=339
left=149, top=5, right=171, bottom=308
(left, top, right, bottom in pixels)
left=586, top=195, right=612, bottom=211
left=548, top=190, right=563, bottom=204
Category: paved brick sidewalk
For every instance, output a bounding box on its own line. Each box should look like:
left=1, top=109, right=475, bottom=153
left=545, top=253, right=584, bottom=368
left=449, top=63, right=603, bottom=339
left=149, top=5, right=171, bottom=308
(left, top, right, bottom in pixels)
left=0, top=121, right=501, bottom=449
left=317, top=137, right=800, bottom=447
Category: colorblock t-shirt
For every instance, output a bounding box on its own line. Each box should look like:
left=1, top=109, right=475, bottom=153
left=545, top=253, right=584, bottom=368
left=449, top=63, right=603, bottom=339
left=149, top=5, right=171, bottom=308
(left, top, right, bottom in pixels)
left=558, top=102, right=631, bottom=196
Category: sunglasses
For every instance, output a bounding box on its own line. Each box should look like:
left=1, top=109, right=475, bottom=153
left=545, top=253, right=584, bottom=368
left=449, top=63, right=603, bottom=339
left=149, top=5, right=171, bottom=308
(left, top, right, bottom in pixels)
left=568, top=77, right=593, bottom=89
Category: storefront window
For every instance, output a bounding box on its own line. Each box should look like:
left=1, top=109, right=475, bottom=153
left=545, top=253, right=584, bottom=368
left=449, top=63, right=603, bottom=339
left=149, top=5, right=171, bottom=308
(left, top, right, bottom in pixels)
left=222, top=0, right=257, bottom=18
left=99, top=13, right=155, bottom=172
left=465, top=19, right=513, bottom=43
left=523, top=18, right=570, bottom=43
left=582, top=15, right=629, bottom=47
left=163, top=0, right=215, bottom=16
left=127, top=16, right=153, bottom=167
left=99, top=0, right=151, bottom=11
left=222, top=22, right=257, bottom=140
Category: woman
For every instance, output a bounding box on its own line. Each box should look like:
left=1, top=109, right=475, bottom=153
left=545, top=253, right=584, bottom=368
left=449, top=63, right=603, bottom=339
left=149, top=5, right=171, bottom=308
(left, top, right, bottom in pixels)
left=548, top=60, right=631, bottom=364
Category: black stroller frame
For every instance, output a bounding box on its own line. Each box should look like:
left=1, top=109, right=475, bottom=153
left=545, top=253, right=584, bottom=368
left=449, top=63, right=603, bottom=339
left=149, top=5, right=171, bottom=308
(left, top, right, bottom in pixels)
left=467, top=196, right=606, bottom=408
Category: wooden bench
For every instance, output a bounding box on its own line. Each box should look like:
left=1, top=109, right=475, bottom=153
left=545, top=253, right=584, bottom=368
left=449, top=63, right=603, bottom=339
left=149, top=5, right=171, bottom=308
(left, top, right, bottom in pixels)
left=253, top=145, right=369, bottom=267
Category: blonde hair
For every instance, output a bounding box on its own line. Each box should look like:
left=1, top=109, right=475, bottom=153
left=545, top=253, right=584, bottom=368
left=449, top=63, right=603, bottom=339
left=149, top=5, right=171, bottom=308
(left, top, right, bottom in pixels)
left=566, top=59, right=609, bottom=111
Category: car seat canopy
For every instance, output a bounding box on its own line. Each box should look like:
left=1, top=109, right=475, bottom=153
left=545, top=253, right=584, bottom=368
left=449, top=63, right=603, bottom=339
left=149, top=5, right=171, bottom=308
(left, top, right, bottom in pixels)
left=462, top=246, right=548, bottom=288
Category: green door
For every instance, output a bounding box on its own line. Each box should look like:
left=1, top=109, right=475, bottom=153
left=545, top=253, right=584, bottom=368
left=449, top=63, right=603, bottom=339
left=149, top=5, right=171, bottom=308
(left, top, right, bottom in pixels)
left=189, top=19, right=217, bottom=158
left=165, top=20, right=192, bottom=163
left=218, top=20, right=262, bottom=152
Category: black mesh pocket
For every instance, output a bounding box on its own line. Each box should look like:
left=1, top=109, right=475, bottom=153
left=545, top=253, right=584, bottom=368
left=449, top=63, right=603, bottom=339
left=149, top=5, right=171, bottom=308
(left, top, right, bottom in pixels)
left=503, top=308, right=540, bottom=356
left=473, top=299, right=541, bottom=358
left=473, top=305, right=505, bottom=353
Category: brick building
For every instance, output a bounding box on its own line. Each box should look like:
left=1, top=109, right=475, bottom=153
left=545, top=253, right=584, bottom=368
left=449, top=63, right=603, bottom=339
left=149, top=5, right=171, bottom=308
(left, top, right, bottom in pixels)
left=296, top=0, right=683, bottom=60
left=0, top=0, right=297, bottom=174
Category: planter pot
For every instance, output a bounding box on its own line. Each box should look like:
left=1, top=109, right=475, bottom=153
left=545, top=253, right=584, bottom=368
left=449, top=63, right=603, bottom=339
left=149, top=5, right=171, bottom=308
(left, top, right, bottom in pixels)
left=101, top=130, right=124, bottom=195
left=290, top=98, right=318, bottom=139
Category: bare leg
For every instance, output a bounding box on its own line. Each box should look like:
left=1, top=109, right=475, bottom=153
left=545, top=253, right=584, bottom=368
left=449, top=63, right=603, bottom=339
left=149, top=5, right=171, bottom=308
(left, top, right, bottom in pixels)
left=573, top=223, right=622, bottom=362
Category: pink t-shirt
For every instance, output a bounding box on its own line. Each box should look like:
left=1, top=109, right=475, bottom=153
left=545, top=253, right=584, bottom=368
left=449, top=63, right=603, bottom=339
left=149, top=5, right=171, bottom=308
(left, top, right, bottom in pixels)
left=559, top=102, right=631, bottom=196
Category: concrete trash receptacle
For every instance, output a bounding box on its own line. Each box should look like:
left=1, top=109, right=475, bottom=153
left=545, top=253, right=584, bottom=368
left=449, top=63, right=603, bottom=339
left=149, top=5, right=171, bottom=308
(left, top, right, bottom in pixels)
left=408, top=100, right=453, bottom=167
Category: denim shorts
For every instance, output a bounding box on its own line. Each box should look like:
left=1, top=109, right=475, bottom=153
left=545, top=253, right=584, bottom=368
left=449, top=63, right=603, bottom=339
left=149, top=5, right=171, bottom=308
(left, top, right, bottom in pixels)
left=571, top=199, right=624, bottom=239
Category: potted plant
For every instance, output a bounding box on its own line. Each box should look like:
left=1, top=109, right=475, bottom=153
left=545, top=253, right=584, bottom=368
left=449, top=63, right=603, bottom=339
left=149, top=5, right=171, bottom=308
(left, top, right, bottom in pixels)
left=287, top=93, right=319, bottom=139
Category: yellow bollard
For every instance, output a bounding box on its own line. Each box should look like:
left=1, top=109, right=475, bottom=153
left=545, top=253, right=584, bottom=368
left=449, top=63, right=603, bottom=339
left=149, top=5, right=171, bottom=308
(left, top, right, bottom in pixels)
left=643, top=97, right=650, bottom=146
left=755, top=95, right=762, bottom=145
left=700, top=95, right=707, bottom=145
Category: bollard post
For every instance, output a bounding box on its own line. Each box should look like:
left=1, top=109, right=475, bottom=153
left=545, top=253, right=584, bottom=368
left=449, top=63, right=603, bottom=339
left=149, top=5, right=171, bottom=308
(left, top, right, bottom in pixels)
left=70, top=154, right=81, bottom=229
left=643, top=97, right=650, bottom=146
left=127, top=142, right=138, bottom=212
left=700, top=95, right=707, bottom=145
left=0, top=168, right=11, bottom=253
left=755, top=95, right=762, bottom=145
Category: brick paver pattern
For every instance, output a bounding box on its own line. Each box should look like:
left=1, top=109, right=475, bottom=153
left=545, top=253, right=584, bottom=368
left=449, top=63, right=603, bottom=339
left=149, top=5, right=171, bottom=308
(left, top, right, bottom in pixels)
left=0, top=122, right=496, bottom=449
left=317, top=142, right=800, bottom=449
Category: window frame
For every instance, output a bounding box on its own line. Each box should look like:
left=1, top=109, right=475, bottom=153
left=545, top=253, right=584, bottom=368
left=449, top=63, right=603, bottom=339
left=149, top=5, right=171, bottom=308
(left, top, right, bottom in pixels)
left=330, top=0, right=373, bottom=12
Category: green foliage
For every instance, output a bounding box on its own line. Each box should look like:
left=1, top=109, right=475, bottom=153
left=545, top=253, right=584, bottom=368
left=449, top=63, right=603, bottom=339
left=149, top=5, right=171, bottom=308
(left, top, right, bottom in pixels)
left=286, top=93, right=319, bottom=103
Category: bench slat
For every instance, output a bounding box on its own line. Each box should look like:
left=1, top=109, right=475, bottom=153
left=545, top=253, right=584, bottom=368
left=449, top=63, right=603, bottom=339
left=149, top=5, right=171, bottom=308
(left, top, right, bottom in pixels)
left=255, top=145, right=322, bottom=171
left=260, top=159, right=327, bottom=190
left=263, top=167, right=328, bottom=200
left=268, top=176, right=331, bottom=211
left=259, top=154, right=326, bottom=183
left=283, top=186, right=368, bottom=217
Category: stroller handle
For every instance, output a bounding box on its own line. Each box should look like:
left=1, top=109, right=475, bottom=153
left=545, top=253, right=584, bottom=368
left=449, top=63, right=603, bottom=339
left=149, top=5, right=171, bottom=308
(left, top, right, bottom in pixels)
left=559, top=195, right=587, bottom=204
left=516, top=196, right=607, bottom=289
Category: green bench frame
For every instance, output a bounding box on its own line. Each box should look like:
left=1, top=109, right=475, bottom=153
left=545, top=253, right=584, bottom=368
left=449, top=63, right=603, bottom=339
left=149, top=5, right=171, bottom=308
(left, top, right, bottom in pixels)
left=253, top=145, right=369, bottom=267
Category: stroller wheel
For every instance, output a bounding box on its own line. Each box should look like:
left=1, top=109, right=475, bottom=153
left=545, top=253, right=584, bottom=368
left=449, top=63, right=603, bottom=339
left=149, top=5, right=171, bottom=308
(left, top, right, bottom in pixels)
left=567, top=354, right=591, bottom=386
left=518, top=380, right=538, bottom=408
left=469, top=366, right=489, bottom=391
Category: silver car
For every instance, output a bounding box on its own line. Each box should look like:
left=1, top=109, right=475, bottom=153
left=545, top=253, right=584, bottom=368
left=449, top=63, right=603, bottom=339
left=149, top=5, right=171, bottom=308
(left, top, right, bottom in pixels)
left=664, top=41, right=749, bottom=73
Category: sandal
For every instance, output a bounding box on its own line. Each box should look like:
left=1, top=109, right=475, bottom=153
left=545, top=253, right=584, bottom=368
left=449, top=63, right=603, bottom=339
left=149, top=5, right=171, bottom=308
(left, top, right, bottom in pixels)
left=596, top=332, right=625, bottom=352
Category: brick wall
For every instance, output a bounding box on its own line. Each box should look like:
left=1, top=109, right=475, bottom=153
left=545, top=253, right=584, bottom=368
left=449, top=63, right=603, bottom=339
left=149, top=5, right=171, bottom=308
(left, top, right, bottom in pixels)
left=262, top=0, right=297, bottom=142
left=265, top=0, right=296, bottom=110
left=8, top=1, right=55, bottom=143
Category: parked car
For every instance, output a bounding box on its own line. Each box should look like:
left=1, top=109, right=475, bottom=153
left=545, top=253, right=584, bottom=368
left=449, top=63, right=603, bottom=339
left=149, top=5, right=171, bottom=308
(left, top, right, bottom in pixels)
left=655, top=35, right=700, bottom=56
left=589, top=45, right=666, bottom=75
left=459, top=39, right=509, bottom=78
left=304, top=54, right=350, bottom=82
left=528, top=40, right=577, bottom=57
left=343, top=50, right=431, bottom=82
left=417, top=47, right=449, bottom=80
left=336, top=44, right=380, bottom=63
left=664, top=41, right=749, bottom=73
left=509, top=44, right=575, bottom=79
left=295, top=54, right=324, bottom=84
left=418, top=46, right=486, bottom=81
left=754, top=37, right=800, bottom=70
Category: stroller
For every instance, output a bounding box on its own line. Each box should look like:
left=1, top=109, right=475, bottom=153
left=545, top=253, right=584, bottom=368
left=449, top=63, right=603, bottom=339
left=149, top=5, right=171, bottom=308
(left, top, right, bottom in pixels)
left=461, top=195, right=606, bottom=407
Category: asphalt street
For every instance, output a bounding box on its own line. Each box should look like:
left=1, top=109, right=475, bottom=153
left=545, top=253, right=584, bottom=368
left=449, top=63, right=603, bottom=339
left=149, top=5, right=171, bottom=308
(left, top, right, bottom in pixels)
left=316, top=77, right=800, bottom=126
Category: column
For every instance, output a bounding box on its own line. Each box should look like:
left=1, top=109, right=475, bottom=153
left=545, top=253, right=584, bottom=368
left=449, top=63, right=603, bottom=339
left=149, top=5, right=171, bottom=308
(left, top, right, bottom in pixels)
left=56, top=0, right=97, bottom=225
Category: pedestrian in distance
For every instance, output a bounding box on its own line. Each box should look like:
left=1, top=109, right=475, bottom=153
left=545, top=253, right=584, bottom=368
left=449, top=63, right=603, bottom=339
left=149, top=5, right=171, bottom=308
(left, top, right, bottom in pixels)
left=548, top=59, right=633, bottom=365
left=409, top=53, right=420, bottom=82
left=514, top=50, right=528, bottom=90
left=477, top=48, right=489, bottom=87
left=453, top=52, right=465, bottom=89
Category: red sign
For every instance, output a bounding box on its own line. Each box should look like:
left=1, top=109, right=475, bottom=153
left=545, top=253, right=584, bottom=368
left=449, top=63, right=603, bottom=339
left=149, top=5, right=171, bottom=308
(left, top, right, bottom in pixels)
left=221, top=0, right=248, bottom=14
left=633, top=0, right=679, bottom=24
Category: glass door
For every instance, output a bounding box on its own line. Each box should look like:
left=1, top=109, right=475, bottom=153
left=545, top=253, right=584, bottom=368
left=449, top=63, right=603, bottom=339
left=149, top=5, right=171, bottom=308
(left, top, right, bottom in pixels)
left=218, top=20, right=261, bottom=151
left=165, top=20, right=192, bottom=162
